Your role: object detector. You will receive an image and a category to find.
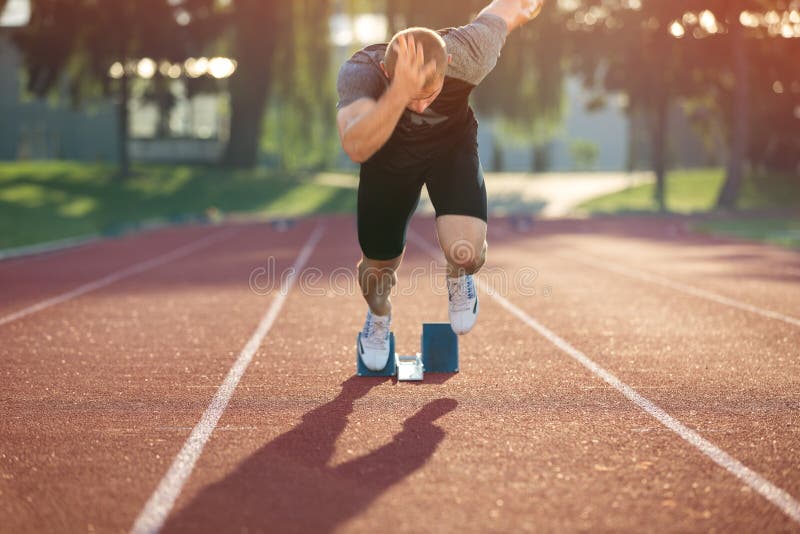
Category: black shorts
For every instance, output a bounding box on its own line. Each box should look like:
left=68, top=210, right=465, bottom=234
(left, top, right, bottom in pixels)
left=357, top=136, right=487, bottom=260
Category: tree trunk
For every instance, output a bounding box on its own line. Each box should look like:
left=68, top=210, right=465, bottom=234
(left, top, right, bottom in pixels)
left=154, top=78, right=172, bottom=139
left=117, top=73, right=130, bottom=179
left=223, top=0, right=281, bottom=168
left=626, top=104, right=639, bottom=173
left=492, top=138, right=504, bottom=172
left=650, top=92, right=669, bottom=213
left=531, top=143, right=551, bottom=173
left=386, top=0, right=399, bottom=35
left=716, top=21, right=749, bottom=210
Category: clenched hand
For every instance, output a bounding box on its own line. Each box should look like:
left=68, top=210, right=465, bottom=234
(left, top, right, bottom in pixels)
left=522, top=0, right=545, bottom=21
left=390, top=34, right=439, bottom=103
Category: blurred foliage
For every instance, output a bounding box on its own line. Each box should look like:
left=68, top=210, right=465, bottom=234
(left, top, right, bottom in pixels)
left=562, top=0, right=799, bottom=208
left=386, top=0, right=483, bottom=30
left=474, top=5, right=567, bottom=152
left=264, top=0, right=338, bottom=171
left=5, top=0, right=798, bottom=211
left=14, top=0, right=222, bottom=102
left=222, top=0, right=282, bottom=167
left=566, top=1, right=708, bottom=210
left=12, top=0, right=226, bottom=176
left=569, top=139, right=599, bottom=170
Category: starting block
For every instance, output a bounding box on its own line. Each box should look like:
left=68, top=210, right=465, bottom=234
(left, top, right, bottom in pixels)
left=357, top=323, right=459, bottom=381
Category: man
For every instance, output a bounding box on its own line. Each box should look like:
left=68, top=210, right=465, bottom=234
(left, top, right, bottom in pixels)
left=337, top=0, right=545, bottom=371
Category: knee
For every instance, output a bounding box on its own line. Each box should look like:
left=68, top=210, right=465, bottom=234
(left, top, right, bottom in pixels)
left=443, top=239, right=487, bottom=276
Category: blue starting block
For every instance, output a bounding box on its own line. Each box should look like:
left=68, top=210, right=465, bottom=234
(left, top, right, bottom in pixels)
left=356, top=323, right=459, bottom=381
left=356, top=333, right=398, bottom=377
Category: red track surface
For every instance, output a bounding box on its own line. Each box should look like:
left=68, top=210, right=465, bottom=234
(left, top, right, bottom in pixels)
left=1, top=215, right=798, bottom=533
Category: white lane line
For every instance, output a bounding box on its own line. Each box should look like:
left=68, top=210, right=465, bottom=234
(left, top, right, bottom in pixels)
left=557, top=251, right=800, bottom=328
left=408, top=230, right=800, bottom=525
left=0, top=227, right=241, bottom=327
left=130, top=224, right=325, bottom=534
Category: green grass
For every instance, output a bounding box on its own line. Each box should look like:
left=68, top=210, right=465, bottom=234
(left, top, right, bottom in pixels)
left=578, top=168, right=800, bottom=214
left=577, top=167, right=800, bottom=248
left=0, top=162, right=357, bottom=250
left=693, top=219, right=800, bottom=249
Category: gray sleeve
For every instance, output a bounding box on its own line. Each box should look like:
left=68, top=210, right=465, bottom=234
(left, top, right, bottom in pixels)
left=443, top=13, right=509, bottom=85
left=336, top=60, right=388, bottom=109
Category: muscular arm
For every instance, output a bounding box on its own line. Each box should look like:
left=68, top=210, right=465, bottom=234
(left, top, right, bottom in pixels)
left=336, top=86, right=407, bottom=164
left=478, top=0, right=544, bottom=32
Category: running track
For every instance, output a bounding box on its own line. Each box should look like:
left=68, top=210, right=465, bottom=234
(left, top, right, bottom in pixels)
left=1, top=215, right=798, bottom=532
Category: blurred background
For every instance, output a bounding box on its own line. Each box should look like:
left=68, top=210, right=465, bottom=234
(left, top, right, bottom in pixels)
left=0, top=0, right=798, bottom=253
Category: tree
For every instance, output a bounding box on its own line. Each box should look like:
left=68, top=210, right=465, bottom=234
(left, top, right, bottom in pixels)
left=473, top=5, right=567, bottom=173
left=13, top=0, right=220, bottom=177
left=716, top=9, right=749, bottom=209
left=563, top=0, right=798, bottom=211
left=564, top=1, right=692, bottom=212
left=746, top=32, right=800, bottom=174
left=699, top=0, right=800, bottom=207
left=669, top=0, right=762, bottom=210
left=222, top=0, right=283, bottom=168
left=264, top=0, right=337, bottom=171
left=224, top=0, right=339, bottom=170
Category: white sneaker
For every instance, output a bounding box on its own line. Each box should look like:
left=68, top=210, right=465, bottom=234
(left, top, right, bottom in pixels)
left=448, top=275, right=479, bottom=335
left=358, top=310, right=392, bottom=371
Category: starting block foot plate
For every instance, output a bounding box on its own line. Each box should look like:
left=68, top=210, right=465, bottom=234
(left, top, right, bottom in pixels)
left=421, top=323, right=459, bottom=373
left=356, top=332, right=396, bottom=377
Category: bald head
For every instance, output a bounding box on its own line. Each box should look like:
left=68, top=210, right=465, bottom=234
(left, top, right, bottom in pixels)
left=383, top=27, right=448, bottom=86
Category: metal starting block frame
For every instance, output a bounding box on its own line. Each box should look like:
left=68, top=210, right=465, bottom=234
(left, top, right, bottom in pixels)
left=357, top=323, right=459, bottom=381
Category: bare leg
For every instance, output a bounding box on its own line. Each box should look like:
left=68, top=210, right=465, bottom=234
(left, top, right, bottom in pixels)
left=357, top=252, right=403, bottom=317
left=435, top=215, right=487, bottom=278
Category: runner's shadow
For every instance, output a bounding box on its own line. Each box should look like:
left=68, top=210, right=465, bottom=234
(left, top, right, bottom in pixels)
left=162, top=377, right=457, bottom=534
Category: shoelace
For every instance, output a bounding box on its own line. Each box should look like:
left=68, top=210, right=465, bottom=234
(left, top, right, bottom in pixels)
left=449, top=276, right=475, bottom=311
left=363, top=314, right=390, bottom=348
